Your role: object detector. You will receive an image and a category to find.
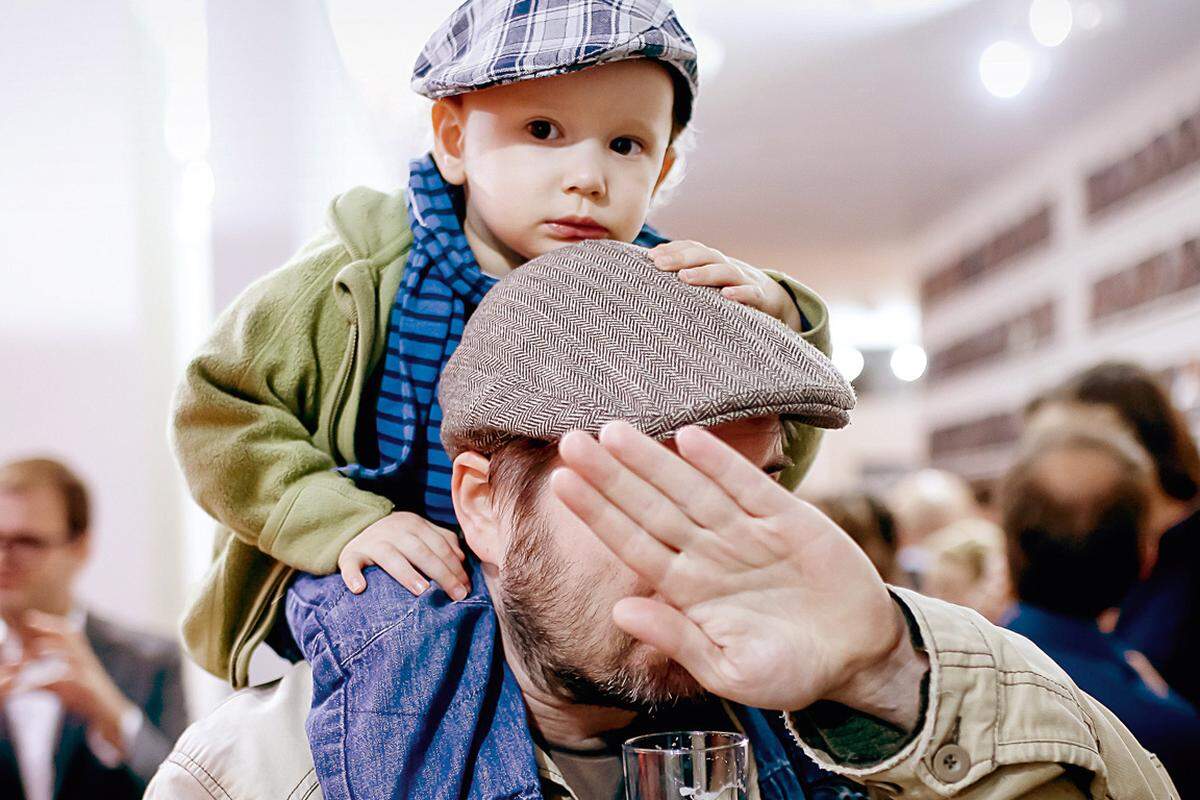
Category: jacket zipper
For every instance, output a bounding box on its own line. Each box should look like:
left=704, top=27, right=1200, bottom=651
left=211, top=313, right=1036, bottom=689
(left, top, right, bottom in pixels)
left=327, top=318, right=360, bottom=460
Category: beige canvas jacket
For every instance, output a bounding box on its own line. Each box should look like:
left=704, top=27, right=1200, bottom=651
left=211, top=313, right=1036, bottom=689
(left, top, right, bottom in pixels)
left=146, top=591, right=1179, bottom=799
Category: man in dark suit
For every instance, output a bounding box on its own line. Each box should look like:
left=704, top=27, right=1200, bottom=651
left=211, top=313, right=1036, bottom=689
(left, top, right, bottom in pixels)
left=0, top=458, right=187, bottom=800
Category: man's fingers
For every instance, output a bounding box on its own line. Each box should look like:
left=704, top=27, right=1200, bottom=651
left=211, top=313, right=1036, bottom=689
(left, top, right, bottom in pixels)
left=549, top=466, right=675, bottom=587
left=557, top=429, right=699, bottom=551
left=612, top=597, right=723, bottom=690
left=19, top=610, right=71, bottom=637
left=674, top=425, right=795, bottom=518
left=595, top=422, right=742, bottom=533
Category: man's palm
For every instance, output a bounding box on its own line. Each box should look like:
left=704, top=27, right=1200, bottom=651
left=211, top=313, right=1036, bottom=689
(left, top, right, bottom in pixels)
left=551, top=421, right=901, bottom=712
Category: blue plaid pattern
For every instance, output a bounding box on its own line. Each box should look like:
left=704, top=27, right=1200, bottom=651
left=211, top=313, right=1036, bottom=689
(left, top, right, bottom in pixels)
left=413, top=0, right=699, bottom=125
left=348, top=153, right=665, bottom=527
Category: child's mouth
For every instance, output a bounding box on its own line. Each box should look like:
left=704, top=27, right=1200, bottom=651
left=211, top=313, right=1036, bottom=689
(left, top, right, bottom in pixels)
left=545, top=217, right=610, bottom=240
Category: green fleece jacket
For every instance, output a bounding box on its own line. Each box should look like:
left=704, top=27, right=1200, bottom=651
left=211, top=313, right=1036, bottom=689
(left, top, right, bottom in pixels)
left=171, top=186, right=834, bottom=686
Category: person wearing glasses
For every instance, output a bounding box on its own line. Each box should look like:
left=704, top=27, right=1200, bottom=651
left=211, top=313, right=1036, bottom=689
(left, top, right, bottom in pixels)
left=0, top=458, right=187, bottom=800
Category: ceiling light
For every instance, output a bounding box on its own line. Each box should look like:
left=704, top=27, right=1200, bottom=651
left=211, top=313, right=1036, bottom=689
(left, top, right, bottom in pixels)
left=832, top=344, right=865, bottom=382
left=890, top=345, right=927, bottom=382
left=1029, top=0, right=1073, bottom=47
left=979, top=41, right=1032, bottom=99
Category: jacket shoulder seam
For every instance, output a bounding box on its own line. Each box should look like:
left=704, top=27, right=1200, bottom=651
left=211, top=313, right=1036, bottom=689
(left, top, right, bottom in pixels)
left=166, top=750, right=234, bottom=800
left=288, top=768, right=320, bottom=799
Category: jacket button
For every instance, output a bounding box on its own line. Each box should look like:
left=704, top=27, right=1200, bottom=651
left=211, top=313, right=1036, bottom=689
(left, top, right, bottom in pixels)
left=931, top=743, right=970, bottom=782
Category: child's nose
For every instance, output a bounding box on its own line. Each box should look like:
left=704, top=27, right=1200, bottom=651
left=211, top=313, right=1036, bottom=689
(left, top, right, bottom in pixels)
left=561, top=146, right=607, bottom=200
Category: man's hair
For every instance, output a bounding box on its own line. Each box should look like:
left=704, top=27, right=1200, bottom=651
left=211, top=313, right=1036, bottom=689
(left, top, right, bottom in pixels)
left=487, top=438, right=560, bottom=528
left=999, top=428, right=1149, bottom=618
left=1045, top=362, right=1200, bottom=502
left=0, top=457, right=90, bottom=538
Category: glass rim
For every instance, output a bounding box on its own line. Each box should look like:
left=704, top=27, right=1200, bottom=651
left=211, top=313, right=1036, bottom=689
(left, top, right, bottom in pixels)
left=621, top=730, right=747, bottom=755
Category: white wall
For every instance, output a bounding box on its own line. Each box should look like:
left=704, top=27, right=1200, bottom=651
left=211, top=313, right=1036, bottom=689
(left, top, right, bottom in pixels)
left=911, top=44, right=1200, bottom=477
left=0, top=1, right=186, bottom=634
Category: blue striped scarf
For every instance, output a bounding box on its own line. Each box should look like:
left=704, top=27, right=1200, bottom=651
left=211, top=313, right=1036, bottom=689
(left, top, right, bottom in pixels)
left=350, top=154, right=664, bottom=526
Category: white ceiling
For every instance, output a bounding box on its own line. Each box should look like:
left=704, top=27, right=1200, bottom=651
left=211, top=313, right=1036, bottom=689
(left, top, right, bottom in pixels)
left=651, top=0, right=1200, bottom=270
left=325, top=0, right=1200, bottom=302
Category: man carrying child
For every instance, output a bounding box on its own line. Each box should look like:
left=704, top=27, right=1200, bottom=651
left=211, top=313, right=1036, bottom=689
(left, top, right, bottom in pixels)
left=172, top=1, right=836, bottom=796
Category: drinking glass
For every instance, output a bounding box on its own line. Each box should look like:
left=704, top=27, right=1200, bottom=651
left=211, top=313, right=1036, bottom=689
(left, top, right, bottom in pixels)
left=622, top=731, right=748, bottom=800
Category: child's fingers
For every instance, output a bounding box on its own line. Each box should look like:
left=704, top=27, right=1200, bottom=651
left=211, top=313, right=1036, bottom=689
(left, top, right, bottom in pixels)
left=395, top=536, right=472, bottom=600
left=369, top=545, right=434, bottom=596
left=649, top=239, right=693, bottom=255
left=650, top=241, right=723, bottom=271
left=721, top=284, right=769, bottom=310
left=679, top=262, right=747, bottom=288
left=408, top=526, right=469, bottom=578
left=338, top=553, right=370, bottom=594
left=431, top=524, right=466, bottom=561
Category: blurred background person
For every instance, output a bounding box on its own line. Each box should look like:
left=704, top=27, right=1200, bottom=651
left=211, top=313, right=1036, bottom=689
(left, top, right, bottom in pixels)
left=813, top=491, right=899, bottom=581
left=998, top=423, right=1200, bottom=793
left=1036, top=362, right=1200, bottom=708
left=885, top=468, right=982, bottom=589
left=919, top=517, right=1011, bottom=622
left=0, top=459, right=187, bottom=800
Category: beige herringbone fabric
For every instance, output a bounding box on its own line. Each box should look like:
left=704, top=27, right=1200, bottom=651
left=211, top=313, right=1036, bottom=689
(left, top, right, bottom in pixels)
left=439, top=240, right=854, bottom=457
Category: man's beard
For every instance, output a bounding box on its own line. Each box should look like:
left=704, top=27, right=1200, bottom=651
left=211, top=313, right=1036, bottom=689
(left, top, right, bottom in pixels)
left=497, top=510, right=703, bottom=712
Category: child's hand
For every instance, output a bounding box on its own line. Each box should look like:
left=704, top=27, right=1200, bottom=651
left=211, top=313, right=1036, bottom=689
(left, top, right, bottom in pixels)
left=650, top=241, right=803, bottom=331
left=338, top=512, right=470, bottom=600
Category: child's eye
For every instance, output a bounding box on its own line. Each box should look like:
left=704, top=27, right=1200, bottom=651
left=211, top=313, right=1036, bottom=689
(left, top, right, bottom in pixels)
left=527, top=120, right=561, bottom=140
left=610, top=137, right=643, bottom=156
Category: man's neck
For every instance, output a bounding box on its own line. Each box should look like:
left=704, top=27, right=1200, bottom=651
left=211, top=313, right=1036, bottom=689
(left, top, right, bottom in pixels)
left=521, top=682, right=639, bottom=752
left=499, top=628, right=637, bottom=751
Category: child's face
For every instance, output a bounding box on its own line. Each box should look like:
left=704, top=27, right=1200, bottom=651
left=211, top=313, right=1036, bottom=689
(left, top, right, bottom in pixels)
left=434, top=59, right=677, bottom=275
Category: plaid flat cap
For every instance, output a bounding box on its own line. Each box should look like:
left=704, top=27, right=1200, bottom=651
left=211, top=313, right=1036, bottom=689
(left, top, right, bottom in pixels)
left=439, top=240, right=855, bottom=458
left=412, top=0, right=699, bottom=126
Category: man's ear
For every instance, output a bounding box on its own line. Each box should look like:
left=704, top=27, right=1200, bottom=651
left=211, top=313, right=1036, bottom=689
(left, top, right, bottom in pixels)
left=452, top=451, right=504, bottom=565
left=431, top=98, right=468, bottom=186
left=652, top=144, right=678, bottom=195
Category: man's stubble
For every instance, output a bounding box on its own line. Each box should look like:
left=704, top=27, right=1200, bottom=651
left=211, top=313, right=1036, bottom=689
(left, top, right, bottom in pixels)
left=496, top=506, right=702, bottom=712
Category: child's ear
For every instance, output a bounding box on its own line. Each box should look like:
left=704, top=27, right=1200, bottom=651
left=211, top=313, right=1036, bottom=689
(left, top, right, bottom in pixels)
left=452, top=451, right=504, bottom=565
left=431, top=98, right=468, bottom=186
left=652, top=144, right=678, bottom=195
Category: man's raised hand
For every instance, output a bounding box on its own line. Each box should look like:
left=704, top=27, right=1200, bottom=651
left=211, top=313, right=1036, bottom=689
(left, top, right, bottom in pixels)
left=550, top=420, right=924, bottom=724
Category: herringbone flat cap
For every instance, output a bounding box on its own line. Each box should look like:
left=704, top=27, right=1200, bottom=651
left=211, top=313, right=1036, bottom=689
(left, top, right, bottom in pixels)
left=439, top=240, right=855, bottom=457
